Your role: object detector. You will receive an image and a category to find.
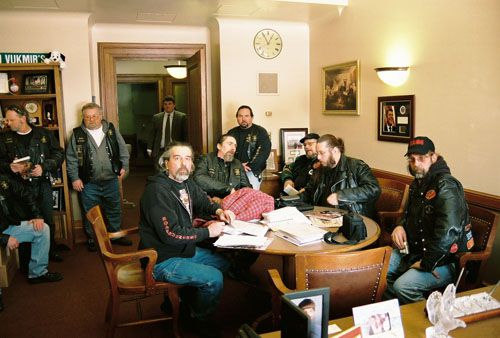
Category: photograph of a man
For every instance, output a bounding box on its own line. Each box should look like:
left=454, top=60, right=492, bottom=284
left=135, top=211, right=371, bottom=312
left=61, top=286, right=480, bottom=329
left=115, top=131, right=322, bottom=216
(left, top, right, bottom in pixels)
left=297, top=297, right=322, bottom=338
left=383, top=105, right=397, bottom=133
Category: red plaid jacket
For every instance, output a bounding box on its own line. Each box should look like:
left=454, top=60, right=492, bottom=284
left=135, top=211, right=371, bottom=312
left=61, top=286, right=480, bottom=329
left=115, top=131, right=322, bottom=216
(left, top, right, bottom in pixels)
left=221, top=187, right=274, bottom=221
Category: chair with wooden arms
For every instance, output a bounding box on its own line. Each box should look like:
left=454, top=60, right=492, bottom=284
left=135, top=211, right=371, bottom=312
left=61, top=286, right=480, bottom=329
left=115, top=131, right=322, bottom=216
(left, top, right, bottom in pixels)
left=375, top=178, right=409, bottom=246
left=267, top=246, right=392, bottom=324
left=456, top=204, right=498, bottom=291
left=87, top=205, right=182, bottom=338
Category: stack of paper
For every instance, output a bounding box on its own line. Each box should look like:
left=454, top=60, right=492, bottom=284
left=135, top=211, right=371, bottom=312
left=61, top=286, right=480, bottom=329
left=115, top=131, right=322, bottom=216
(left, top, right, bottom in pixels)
left=214, top=235, right=272, bottom=250
left=261, top=207, right=311, bottom=230
left=225, top=220, right=269, bottom=237
left=275, top=223, right=327, bottom=246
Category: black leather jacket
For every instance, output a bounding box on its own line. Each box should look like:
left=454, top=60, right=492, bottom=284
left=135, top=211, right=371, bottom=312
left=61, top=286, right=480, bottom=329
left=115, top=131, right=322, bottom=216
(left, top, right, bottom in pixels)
left=193, top=152, right=252, bottom=198
left=0, top=174, right=43, bottom=246
left=302, top=154, right=380, bottom=218
left=280, top=154, right=319, bottom=191
left=402, top=157, right=472, bottom=272
left=0, top=126, right=64, bottom=178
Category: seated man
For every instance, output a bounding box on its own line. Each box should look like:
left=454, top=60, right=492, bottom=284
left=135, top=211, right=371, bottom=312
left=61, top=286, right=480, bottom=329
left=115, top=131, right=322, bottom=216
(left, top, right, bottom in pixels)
left=301, top=134, right=380, bottom=218
left=138, top=142, right=234, bottom=337
left=383, top=137, right=473, bottom=304
left=193, top=134, right=251, bottom=203
left=0, top=174, right=63, bottom=308
left=281, top=133, right=320, bottom=193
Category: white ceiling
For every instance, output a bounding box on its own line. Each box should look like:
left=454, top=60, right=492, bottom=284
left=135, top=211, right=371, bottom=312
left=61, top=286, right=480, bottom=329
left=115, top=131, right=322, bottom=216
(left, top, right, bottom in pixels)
left=1, top=0, right=347, bottom=25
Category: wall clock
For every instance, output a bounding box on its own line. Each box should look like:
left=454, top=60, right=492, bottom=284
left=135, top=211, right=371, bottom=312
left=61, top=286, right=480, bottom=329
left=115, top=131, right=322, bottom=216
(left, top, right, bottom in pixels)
left=253, top=28, right=283, bottom=59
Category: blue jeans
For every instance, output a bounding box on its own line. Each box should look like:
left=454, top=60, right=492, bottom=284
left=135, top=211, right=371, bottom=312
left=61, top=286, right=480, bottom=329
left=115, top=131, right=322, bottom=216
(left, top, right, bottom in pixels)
left=80, top=178, right=122, bottom=238
left=246, top=171, right=261, bottom=190
left=383, top=249, right=455, bottom=304
left=2, top=221, right=50, bottom=278
left=153, top=247, right=230, bottom=320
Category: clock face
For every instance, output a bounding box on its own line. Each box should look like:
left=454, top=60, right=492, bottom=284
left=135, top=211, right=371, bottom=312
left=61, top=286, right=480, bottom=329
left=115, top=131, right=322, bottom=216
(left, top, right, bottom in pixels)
left=253, top=29, right=283, bottom=59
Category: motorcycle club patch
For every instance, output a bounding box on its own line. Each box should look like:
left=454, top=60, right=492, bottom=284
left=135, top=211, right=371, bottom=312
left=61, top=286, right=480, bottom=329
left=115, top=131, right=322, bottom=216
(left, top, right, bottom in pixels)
left=0, top=179, right=9, bottom=190
left=40, top=136, right=48, bottom=143
left=107, top=129, right=114, bottom=137
left=449, top=243, right=458, bottom=253
left=234, top=168, right=241, bottom=176
left=425, top=189, right=436, bottom=200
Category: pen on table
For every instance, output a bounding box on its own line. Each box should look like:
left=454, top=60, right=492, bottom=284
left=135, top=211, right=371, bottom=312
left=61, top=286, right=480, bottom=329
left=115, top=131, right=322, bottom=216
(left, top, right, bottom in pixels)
left=488, top=280, right=500, bottom=297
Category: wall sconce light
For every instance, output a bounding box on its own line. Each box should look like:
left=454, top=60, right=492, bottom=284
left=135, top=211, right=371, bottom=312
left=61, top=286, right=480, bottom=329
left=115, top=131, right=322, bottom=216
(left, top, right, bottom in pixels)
left=164, top=61, right=187, bottom=79
left=374, top=66, right=409, bottom=86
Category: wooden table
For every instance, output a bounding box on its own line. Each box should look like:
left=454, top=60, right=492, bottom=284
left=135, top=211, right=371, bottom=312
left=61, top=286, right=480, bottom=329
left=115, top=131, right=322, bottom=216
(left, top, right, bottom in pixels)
left=259, top=207, right=380, bottom=288
left=260, top=286, right=500, bottom=337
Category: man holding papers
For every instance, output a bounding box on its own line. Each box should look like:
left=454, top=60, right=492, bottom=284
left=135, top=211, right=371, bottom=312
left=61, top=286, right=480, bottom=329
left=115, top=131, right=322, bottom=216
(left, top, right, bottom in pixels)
left=138, top=142, right=234, bottom=338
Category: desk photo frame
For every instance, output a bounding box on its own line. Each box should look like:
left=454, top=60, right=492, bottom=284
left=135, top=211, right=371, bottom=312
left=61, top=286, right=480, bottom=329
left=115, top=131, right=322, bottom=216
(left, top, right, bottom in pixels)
left=280, top=128, right=308, bottom=167
left=282, top=287, right=330, bottom=338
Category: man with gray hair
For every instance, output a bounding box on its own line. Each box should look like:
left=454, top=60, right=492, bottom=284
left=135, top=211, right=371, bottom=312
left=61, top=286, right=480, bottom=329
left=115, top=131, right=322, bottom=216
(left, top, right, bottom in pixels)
left=66, top=103, right=131, bottom=251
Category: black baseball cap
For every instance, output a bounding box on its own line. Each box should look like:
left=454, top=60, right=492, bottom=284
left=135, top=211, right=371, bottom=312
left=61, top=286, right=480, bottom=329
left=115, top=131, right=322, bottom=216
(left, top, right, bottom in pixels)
left=405, top=136, right=435, bottom=156
left=300, top=133, right=320, bottom=144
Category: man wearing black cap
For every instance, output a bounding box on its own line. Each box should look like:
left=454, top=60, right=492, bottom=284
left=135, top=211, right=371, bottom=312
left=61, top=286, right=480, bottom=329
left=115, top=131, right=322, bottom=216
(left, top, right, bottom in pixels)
left=383, top=136, right=473, bottom=304
left=281, top=133, right=319, bottom=192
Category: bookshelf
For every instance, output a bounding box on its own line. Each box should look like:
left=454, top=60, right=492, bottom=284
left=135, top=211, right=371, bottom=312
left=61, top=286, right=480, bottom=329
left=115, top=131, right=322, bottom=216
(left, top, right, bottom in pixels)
left=0, top=63, right=73, bottom=249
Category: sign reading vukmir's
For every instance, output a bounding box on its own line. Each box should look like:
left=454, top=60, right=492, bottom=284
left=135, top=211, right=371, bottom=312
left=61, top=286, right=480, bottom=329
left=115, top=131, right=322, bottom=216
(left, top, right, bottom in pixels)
left=0, top=53, right=47, bottom=64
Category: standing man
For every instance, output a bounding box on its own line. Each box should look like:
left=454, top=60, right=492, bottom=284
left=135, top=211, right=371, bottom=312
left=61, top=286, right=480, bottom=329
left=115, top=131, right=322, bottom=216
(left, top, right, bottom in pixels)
left=66, top=103, right=131, bottom=251
left=147, top=95, right=188, bottom=172
left=227, top=105, right=271, bottom=190
left=301, top=134, right=380, bottom=218
left=193, top=134, right=251, bottom=203
left=0, top=105, right=65, bottom=262
left=281, top=133, right=320, bottom=193
left=139, top=142, right=234, bottom=337
left=383, top=137, right=473, bottom=304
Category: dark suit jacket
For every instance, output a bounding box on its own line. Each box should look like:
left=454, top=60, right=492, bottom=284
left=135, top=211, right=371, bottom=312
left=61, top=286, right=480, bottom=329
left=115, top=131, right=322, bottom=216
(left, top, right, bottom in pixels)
left=148, top=110, right=188, bottom=158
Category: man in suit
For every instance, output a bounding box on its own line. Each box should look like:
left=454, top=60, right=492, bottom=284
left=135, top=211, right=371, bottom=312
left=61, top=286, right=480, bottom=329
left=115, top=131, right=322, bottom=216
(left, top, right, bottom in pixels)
left=383, top=106, right=397, bottom=133
left=147, top=95, right=188, bottom=172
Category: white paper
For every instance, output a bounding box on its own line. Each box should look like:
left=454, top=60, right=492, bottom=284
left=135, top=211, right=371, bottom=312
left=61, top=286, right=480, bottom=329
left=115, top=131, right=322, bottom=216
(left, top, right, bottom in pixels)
left=13, top=156, right=30, bottom=163
left=228, top=220, right=269, bottom=237
left=283, top=185, right=300, bottom=196
left=213, top=234, right=270, bottom=249
left=261, top=206, right=311, bottom=225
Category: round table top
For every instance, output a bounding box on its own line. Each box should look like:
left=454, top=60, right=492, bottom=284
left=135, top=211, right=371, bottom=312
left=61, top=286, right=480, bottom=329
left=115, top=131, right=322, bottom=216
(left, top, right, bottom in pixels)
left=261, top=206, right=380, bottom=256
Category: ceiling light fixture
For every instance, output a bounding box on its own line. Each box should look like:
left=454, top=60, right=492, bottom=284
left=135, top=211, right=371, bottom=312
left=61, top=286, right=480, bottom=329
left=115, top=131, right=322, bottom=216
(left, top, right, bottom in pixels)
left=374, top=67, right=409, bottom=87
left=164, top=61, right=187, bottom=79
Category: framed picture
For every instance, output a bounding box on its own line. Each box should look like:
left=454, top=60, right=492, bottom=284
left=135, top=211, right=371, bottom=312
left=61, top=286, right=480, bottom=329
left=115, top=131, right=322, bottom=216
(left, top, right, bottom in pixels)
left=264, top=149, right=279, bottom=174
left=378, top=95, right=415, bottom=143
left=281, top=287, right=330, bottom=338
left=25, top=101, right=43, bottom=126
left=23, top=73, right=50, bottom=94
left=322, top=60, right=359, bottom=115
left=0, top=72, right=9, bottom=94
left=352, top=298, right=404, bottom=337
left=280, top=128, right=308, bottom=166
left=52, top=189, right=60, bottom=210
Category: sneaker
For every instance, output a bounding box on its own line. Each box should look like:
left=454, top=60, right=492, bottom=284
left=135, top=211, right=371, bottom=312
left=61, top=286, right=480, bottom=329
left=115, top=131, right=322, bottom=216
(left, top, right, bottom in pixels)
left=87, top=238, right=97, bottom=252
left=111, top=236, right=133, bottom=246
left=28, top=272, right=63, bottom=284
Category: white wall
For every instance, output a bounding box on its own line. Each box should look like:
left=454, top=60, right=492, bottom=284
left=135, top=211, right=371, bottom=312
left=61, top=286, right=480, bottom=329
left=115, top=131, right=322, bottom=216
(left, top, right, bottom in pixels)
left=217, top=18, right=310, bottom=152
left=0, top=11, right=93, bottom=138
left=310, top=0, right=500, bottom=195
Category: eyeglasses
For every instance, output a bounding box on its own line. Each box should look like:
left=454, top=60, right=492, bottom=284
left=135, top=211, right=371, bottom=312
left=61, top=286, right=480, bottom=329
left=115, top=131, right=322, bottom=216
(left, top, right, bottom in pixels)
left=407, top=153, right=433, bottom=163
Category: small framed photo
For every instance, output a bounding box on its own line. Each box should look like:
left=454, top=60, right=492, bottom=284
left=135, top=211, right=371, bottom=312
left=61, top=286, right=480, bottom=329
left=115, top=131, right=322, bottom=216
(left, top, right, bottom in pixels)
left=378, top=95, right=415, bottom=143
left=280, top=128, right=308, bottom=166
left=23, top=74, right=50, bottom=94
left=264, top=149, right=279, bottom=174
left=52, top=189, right=60, bottom=210
left=25, top=101, right=43, bottom=126
left=323, top=60, right=359, bottom=115
left=352, top=298, right=404, bottom=337
left=281, top=287, right=330, bottom=338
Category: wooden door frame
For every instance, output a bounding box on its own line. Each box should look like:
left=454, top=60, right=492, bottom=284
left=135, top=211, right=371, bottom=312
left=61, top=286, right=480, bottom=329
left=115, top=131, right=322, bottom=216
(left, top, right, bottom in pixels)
left=98, top=42, right=208, bottom=151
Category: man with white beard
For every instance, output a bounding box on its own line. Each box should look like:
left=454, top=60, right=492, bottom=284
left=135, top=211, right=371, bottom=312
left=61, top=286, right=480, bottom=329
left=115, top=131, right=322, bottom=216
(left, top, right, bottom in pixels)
left=193, top=134, right=252, bottom=204
left=138, top=142, right=235, bottom=337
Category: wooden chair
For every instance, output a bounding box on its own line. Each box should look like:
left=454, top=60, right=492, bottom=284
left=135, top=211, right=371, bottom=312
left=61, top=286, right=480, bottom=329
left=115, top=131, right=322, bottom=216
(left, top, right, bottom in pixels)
left=87, top=205, right=182, bottom=338
left=375, top=178, right=409, bottom=246
left=456, top=204, right=498, bottom=291
left=267, top=246, right=392, bottom=323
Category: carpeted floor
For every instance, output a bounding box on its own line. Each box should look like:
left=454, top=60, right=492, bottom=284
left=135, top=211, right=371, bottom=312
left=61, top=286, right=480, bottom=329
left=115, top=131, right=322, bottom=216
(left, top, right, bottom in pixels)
left=0, top=166, right=280, bottom=337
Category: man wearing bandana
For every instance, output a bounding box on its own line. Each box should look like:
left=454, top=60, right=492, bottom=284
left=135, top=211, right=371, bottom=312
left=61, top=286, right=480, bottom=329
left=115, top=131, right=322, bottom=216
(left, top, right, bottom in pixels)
left=139, top=142, right=235, bottom=337
left=383, top=136, right=473, bottom=304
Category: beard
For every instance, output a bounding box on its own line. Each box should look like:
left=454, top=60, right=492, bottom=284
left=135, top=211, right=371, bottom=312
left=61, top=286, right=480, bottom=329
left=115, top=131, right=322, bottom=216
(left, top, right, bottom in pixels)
left=239, top=121, right=249, bottom=129
left=408, top=164, right=426, bottom=179
left=173, top=165, right=193, bottom=182
left=325, top=156, right=337, bottom=168
left=223, top=152, right=235, bottom=162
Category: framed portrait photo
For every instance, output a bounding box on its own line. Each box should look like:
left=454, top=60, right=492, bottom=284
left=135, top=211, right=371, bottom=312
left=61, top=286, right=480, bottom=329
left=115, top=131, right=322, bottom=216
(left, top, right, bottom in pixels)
left=378, top=95, right=415, bottom=143
left=23, top=73, right=50, bottom=94
left=353, top=298, right=404, bottom=338
left=280, top=128, right=308, bottom=166
left=281, top=287, right=330, bottom=338
left=264, top=149, right=279, bottom=174
left=322, top=60, right=359, bottom=115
